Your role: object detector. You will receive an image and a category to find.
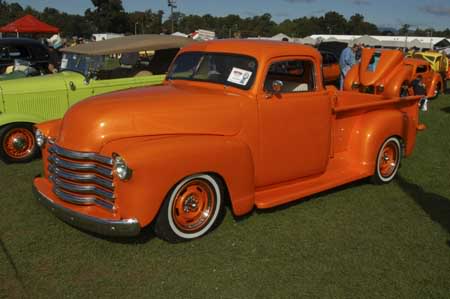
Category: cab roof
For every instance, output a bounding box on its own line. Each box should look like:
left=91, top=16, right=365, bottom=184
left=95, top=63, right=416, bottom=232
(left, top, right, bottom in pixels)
left=179, top=39, right=320, bottom=62
left=61, top=34, right=194, bottom=55
left=404, top=58, right=430, bottom=66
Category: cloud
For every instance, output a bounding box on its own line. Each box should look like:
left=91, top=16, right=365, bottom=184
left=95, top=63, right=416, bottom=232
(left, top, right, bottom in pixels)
left=352, top=0, right=371, bottom=5
left=283, top=0, right=316, bottom=3
left=420, top=5, right=450, bottom=17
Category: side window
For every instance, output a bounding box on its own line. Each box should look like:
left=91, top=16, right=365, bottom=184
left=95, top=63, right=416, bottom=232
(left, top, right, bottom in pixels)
left=8, top=45, right=31, bottom=60
left=32, top=45, right=50, bottom=60
left=264, top=59, right=315, bottom=93
left=416, top=65, right=427, bottom=73
left=322, top=53, right=337, bottom=65
left=0, top=46, right=8, bottom=60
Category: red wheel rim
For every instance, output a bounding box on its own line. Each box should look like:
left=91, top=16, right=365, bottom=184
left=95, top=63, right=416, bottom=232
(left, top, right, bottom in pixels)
left=379, top=141, right=398, bottom=178
left=2, top=128, right=35, bottom=159
left=171, top=179, right=216, bottom=233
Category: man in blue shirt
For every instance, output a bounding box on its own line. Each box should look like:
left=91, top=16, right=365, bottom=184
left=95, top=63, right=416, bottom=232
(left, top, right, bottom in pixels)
left=339, top=43, right=359, bottom=90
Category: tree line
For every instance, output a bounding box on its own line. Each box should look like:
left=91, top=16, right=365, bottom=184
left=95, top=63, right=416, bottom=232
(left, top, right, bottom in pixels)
left=1, top=0, right=450, bottom=38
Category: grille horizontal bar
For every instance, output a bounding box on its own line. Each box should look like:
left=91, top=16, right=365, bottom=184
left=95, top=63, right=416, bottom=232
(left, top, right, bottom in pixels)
left=48, top=143, right=113, bottom=165
left=47, top=143, right=115, bottom=211
left=50, top=175, right=115, bottom=201
left=49, top=165, right=114, bottom=190
left=48, top=155, right=113, bottom=178
left=53, top=187, right=114, bottom=210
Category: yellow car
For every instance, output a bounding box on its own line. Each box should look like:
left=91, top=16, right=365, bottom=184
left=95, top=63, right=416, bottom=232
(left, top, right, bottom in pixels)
left=408, top=51, right=449, bottom=79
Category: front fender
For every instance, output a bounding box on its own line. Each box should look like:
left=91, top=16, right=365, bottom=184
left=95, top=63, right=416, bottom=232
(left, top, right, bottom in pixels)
left=427, top=74, right=443, bottom=97
left=348, top=109, right=406, bottom=175
left=35, top=118, right=62, bottom=137
left=101, top=135, right=255, bottom=227
left=0, top=112, right=45, bottom=128
left=383, top=67, right=413, bottom=98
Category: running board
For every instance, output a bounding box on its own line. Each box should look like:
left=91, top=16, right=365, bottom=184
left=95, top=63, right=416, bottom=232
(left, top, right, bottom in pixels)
left=254, top=157, right=371, bottom=209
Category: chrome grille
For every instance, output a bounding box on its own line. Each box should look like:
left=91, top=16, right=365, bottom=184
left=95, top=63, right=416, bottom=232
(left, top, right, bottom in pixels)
left=47, top=141, right=115, bottom=211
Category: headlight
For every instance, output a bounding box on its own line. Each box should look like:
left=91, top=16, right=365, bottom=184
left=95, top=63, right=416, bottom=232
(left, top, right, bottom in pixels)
left=352, top=81, right=360, bottom=89
left=113, top=153, right=132, bottom=181
left=376, top=84, right=385, bottom=93
left=35, top=129, right=46, bottom=147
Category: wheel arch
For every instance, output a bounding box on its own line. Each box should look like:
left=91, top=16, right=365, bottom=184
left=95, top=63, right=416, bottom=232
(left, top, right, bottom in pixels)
left=101, top=135, right=256, bottom=227
left=348, top=109, right=407, bottom=176
left=0, top=112, right=44, bottom=128
left=383, top=67, right=413, bottom=98
left=428, top=74, right=444, bottom=98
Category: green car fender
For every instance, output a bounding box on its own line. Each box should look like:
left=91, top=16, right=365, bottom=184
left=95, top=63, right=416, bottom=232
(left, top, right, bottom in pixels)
left=0, top=112, right=45, bottom=127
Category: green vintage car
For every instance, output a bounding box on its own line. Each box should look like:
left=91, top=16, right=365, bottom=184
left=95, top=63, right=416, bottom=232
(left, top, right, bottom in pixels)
left=0, top=34, right=192, bottom=163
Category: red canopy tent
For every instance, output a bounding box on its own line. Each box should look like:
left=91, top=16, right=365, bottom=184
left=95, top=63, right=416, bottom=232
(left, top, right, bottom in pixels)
left=0, top=14, right=59, bottom=37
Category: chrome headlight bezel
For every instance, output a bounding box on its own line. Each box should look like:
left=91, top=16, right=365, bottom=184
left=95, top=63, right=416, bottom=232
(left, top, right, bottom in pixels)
left=35, top=129, right=46, bottom=147
left=112, top=153, right=132, bottom=181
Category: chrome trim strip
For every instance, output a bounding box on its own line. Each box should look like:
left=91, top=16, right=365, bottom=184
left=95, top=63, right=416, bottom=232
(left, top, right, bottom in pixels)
left=50, top=176, right=115, bottom=200
left=48, top=144, right=113, bottom=165
left=33, top=183, right=140, bottom=237
left=48, top=155, right=113, bottom=178
left=48, top=165, right=114, bottom=190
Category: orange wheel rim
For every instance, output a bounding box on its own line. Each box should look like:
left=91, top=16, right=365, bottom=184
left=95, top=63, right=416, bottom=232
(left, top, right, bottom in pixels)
left=171, top=179, right=216, bottom=233
left=379, top=141, right=398, bottom=178
left=2, top=128, right=35, bottom=159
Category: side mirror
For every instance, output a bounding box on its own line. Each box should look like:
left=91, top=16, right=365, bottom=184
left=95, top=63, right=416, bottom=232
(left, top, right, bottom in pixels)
left=265, top=80, right=284, bottom=99
left=84, top=71, right=94, bottom=85
left=272, top=80, right=284, bottom=93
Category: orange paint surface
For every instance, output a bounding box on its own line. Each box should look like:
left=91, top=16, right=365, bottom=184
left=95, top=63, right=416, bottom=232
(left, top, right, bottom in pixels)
left=34, top=40, right=423, bottom=230
left=345, top=48, right=443, bottom=98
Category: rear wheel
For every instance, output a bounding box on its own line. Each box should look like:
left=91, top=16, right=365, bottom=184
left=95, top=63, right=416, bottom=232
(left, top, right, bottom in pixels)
left=154, top=173, right=225, bottom=243
left=0, top=123, right=38, bottom=164
left=371, top=137, right=402, bottom=184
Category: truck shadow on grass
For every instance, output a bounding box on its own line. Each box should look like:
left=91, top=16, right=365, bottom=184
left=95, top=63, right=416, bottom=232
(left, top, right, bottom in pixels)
left=441, top=106, right=450, bottom=114
left=80, top=224, right=157, bottom=245
left=396, top=175, right=450, bottom=248
left=245, top=179, right=368, bottom=217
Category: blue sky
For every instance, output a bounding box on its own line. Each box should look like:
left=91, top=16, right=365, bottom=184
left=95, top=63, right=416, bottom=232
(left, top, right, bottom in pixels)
left=11, top=0, right=450, bottom=30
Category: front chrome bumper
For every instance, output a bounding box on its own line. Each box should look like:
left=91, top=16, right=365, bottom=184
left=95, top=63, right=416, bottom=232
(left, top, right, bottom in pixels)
left=33, top=182, right=141, bottom=237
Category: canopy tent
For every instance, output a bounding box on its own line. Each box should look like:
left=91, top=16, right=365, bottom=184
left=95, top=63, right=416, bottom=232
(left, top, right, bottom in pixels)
left=0, top=15, right=59, bottom=37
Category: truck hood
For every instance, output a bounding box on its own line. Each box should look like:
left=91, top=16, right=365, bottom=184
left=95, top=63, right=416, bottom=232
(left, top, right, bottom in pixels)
left=0, top=71, right=82, bottom=96
left=57, top=84, right=245, bottom=152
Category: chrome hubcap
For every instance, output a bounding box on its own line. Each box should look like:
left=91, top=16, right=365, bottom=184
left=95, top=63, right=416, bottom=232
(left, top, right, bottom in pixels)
left=184, top=195, right=199, bottom=212
left=12, top=136, right=27, bottom=151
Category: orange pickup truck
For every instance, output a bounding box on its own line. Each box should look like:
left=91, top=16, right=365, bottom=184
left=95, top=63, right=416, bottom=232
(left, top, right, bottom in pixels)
left=33, top=40, right=424, bottom=242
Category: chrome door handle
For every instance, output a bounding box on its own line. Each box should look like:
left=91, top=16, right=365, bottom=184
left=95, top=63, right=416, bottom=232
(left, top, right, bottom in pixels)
left=69, top=81, right=76, bottom=91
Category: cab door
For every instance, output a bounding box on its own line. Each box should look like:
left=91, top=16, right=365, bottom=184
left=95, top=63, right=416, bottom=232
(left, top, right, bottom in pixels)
left=256, top=57, right=332, bottom=187
left=64, top=72, right=95, bottom=107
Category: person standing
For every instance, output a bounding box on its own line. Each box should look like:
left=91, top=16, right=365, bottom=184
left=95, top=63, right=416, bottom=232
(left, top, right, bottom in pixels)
left=339, top=43, right=359, bottom=90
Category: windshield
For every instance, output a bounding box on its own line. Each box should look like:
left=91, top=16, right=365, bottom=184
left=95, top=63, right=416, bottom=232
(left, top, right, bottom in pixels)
left=61, top=53, right=127, bottom=76
left=61, top=53, right=106, bottom=75
left=167, top=52, right=258, bottom=90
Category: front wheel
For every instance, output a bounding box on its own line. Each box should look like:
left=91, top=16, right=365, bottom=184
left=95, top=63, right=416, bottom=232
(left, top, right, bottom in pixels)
left=154, top=173, right=225, bottom=243
left=0, top=123, right=39, bottom=164
left=371, top=137, right=402, bottom=184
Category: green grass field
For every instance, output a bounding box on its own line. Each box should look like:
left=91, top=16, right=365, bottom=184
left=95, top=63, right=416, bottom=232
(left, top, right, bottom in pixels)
left=1, top=96, right=449, bottom=298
